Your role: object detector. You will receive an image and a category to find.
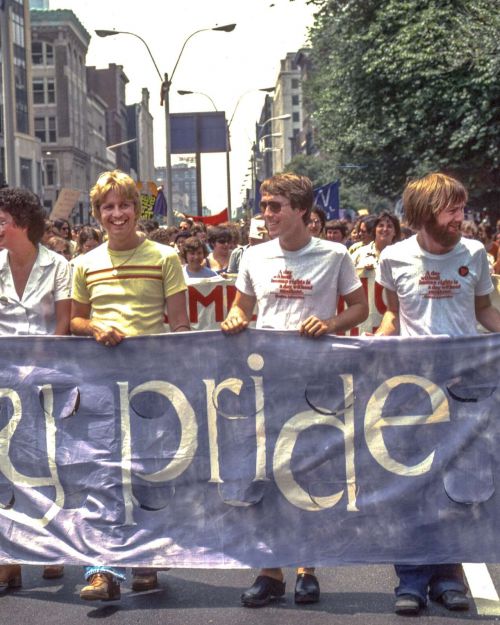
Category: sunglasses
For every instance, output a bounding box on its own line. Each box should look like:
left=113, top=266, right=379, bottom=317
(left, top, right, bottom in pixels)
left=259, top=200, right=290, bottom=213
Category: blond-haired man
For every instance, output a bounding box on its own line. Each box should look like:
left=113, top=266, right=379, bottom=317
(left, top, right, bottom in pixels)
left=71, top=170, right=190, bottom=601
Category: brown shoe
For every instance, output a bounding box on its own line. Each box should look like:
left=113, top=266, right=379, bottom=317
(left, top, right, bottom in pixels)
left=132, top=571, right=158, bottom=592
left=80, top=573, right=120, bottom=601
left=0, top=564, right=22, bottom=589
left=42, top=565, right=64, bottom=579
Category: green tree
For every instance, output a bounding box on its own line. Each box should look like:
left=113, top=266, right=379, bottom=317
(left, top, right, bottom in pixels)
left=306, top=0, right=500, bottom=212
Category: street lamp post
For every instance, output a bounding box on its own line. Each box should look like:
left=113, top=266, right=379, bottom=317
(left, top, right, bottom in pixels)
left=95, top=24, right=236, bottom=224
left=177, top=87, right=273, bottom=220
left=0, top=0, right=17, bottom=186
left=252, top=114, right=291, bottom=199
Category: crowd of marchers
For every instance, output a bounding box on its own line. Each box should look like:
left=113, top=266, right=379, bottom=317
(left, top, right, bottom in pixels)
left=0, top=168, right=499, bottom=616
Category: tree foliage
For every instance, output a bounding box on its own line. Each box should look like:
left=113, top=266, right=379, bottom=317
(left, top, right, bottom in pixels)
left=306, top=0, right=500, bottom=211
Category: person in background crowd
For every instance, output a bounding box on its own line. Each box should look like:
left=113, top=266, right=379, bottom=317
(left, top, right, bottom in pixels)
left=182, top=236, right=218, bottom=280
left=53, top=218, right=76, bottom=255
left=477, top=223, right=499, bottom=273
left=149, top=227, right=172, bottom=246
left=206, top=226, right=232, bottom=274
left=45, top=235, right=73, bottom=261
left=375, top=172, right=500, bottom=616
left=163, top=225, right=179, bottom=245
left=349, top=214, right=377, bottom=256
left=352, top=212, right=400, bottom=269
left=71, top=169, right=190, bottom=602
left=222, top=173, right=368, bottom=608
left=174, top=231, right=191, bottom=264
left=461, top=220, right=478, bottom=240
left=307, top=206, right=326, bottom=238
left=179, top=217, right=193, bottom=232
left=227, top=215, right=269, bottom=274
left=75, top=226, right=102, bottom=256
left=138, top=219, right=159, bottom=236
left=400, top=225, right=415, bottom=240
left=53, top=218, right=71, bottom=241
left=41, top=219, right=57, bottom=245
left=191, top=222, right=208, bottom=245
left=0, top=187, right=71, bottom=587
left=325, top=219, right=348, bottom=245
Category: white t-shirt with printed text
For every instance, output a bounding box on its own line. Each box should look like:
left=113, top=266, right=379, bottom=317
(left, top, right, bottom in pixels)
left=236, top=237, right=361, bottom=330
left=376, top=235, right=493, bottom=336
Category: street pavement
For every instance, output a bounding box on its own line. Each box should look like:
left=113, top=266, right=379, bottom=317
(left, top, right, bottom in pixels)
left=1, top=564, right=499, bottom=625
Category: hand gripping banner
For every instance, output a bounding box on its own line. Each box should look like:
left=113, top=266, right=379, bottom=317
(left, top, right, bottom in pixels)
left=0, top=330, right=498, bottom=568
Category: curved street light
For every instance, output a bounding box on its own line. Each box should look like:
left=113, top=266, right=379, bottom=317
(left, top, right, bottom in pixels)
left=95, top=24, right=236, bottom=223
left=177, top=87, right=274, bottom=219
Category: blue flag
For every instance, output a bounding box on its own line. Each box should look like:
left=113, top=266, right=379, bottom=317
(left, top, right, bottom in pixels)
left=253, top=179, right=262, bottom=215
left=313, top=180, right=340, bottom=219
left=153, top=190, right=168, bottom=217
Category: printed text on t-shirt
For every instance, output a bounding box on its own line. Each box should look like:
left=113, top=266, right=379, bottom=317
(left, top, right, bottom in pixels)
left=271, top=269, right=313, bottom=299
left=419, top=270, right=460, bottom=299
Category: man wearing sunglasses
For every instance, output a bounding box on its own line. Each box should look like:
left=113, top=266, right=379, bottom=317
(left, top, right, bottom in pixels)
left=221, top=173, right=368, bottom=607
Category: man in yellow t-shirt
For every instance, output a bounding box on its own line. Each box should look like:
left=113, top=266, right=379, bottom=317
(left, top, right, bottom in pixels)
left=71, top=170, right=190, bottom=601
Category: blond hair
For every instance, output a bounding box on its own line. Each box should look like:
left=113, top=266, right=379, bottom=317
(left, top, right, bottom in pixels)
left=90, top=170, right=141, bottom=222
left=403, top=173, right=467, bottom=230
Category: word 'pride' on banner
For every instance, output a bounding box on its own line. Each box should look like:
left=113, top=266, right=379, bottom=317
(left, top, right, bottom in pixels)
left=0, top=330, right=498, bottom=568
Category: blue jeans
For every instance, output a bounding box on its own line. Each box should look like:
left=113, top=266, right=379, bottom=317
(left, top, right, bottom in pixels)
left=84, top=567, right=157, bottom=582
left=394, top=564, right=467, bottom=606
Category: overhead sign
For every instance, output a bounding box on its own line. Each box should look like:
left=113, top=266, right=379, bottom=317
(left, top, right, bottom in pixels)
left=170, top=112, right=228, bottom=154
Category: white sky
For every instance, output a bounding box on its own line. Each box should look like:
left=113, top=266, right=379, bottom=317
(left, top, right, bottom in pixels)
left=48, top=0, right=316, bottom=214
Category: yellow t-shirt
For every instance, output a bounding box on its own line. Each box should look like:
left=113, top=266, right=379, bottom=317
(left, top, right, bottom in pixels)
left=71, top=239, right=186, bottom=336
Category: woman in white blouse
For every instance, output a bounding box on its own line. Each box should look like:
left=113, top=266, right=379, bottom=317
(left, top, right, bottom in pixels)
left=0, top=187, right=71, bottom=586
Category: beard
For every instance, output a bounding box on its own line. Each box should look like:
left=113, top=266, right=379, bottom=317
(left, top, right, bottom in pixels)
left=424, top=217, right=462, bottom=249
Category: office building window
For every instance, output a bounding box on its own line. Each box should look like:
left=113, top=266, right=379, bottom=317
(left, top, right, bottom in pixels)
left=44, top=159, right=57, bottom=186
left=32, top=42, right=43, bottom=65
left=33, top=79, right=45, bottom=104
left=32, top=79, right=55, bottom=104
left=20, top=158, right=32, bottom=190
left=31, top=41, right=54, bottom=66
left=35, top=116, right=57, bottom=143
left=293, top=112, right=300, bottom=123
left=47, top=80, right=55, bottom=103
left=292, top=95, right=300, bottom=106
left=292, top=79, right=299, bottom=89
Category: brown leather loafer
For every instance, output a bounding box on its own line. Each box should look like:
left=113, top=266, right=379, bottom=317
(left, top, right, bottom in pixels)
left=0, top=564, right=22, bottom=589
left=132, top=571, right=158, bottom=592
left=42, top=565, right=64, bottom=579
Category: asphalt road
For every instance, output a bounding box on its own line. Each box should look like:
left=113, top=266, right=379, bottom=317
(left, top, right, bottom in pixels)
left=2, top=564, right=500, bottom=625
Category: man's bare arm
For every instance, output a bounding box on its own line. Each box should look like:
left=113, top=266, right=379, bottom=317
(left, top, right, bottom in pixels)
left=221, top=291, right=257, bottom=334
left=300, top=285, right=368, bottom=338
left=374, top=288, right=400, bottom=335
left=475, top=294, right=500, bottom=333
left=166, top=290, right=191, bottom=332
left=70, top=300, right=125, bottom=346
left=53, top=299, right=71, bottom=335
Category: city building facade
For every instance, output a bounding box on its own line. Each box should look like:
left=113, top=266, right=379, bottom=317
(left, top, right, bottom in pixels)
left=31, top=8, right=91, bottom=219
left=155, top=160, right=198, bottom=216
left=87, top=63, right=130, bottom=174
left=126, top=88, right=154, bottom=182
left=1, top=0, right=42, bottom=191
